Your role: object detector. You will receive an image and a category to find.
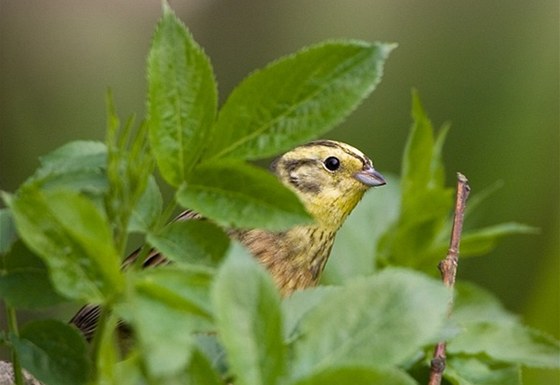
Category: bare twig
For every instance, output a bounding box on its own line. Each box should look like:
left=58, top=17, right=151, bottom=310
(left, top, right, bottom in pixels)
left=428, top=173, right=470, bottom=385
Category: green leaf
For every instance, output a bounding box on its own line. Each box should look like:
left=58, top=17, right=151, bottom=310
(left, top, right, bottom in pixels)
left=147, top=220, right=229, bottom=267
left=282, top=286, right=338, bottom=342
left=147, top=2, right=217, bottom=187
left=452, top=222, right=539, bottom=258
left=205, top=41, right=395, bottom=160
left=26, top=140, right=108, bottom=195
left=445, top=357, right=521, bottom=385
left=126, top=265, right=214, bottom=377
left=93, top=313, right=120, bottom=385
left=376, top=92, right=453, bottom=269
left=177, top=160, right=312, bottom=230
left=323, top=174, right=401, bottom=284
left=212, top=243, right=285, bottom=385
left=186, top=348, right=224, bottom=385
left=6, top=187, right=123, bottom=302
left=290, top=268, right=450, bottom=378
left=452, top=282, right=519, bottom=325
left=449, top=283, right=560, bottom=369
left=0, top=241, right=66, bottom=308
left=104, top=95, right=154, bottom=250
left=291, top=366, right=416, bottom=385
left=448, top=322, right=560, bottom=369
left=0, top=207, right=17, bottom=253
left=11, top=319, right=91, bottom=385
left=128, top=175, right=163, bottom=233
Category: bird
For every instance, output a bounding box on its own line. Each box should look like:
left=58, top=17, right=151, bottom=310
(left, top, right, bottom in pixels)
left=70, top=139, right=386, bottom=339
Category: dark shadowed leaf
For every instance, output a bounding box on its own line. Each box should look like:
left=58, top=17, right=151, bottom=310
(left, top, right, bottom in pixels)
left=0, top=208, right=17, bottom=254
left=12, top=320, right=90, bottom=385
left=0, top=241, right=66, bottom=308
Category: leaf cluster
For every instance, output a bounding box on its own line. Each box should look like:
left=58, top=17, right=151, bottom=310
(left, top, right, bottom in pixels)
left=0, top=3, right=557, bottom=385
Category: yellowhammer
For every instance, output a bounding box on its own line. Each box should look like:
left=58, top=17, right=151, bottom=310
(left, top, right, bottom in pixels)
left=71, top=140, right=385, bottom=338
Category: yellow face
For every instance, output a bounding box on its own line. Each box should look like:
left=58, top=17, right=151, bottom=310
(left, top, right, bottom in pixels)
left=272, top=140, right=385, bottom=230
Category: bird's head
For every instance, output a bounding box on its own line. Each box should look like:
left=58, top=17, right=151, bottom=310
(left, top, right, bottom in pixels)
left=271, top=140, right=386, bottom=230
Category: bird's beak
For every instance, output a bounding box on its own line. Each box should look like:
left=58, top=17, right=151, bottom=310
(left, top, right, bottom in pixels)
left=354, top=166, right=386, bottom=187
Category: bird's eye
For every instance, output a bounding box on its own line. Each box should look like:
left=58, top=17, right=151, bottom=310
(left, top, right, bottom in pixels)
left=324, top=156, right=340, bottom=171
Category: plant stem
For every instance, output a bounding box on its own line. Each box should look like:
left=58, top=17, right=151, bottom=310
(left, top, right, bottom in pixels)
left=428, top=173, right=470, bottom=385
left=6, top=305, right=24, bottom=385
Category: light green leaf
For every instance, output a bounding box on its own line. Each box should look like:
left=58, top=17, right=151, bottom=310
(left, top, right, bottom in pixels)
left=0, top=241, right=66, bottom=308
left=445, top=357, right=521, bottom=385
left=94, top=312, right=119, bottom=385
left=6, top=187, right=123, bottom=302
left=282, top=286, right=338, bottom=342
left=448, top=322, right=560, bottom=369
left=177, top=160, right=312, bottom=230
left=27, top=140, right=107, bottom=195
left=12, top=319, right=91, bottom=385
left=147, top=220, right=229, bottom=267
left=212, top=244, right=285, bottom=385
left=290, top=365, right=416, bottom=385
left=290, top=268, right=450, bottom=378
left=126, top=265, right=214, bottom=377
left=453, top=222, right=539, bottom=257
left=147, top=2, right=217, bottom=186
left=452, top=282, right=519, bottom=325
left=128, top=175, right=163, bottom=233
left=205, top=41, right=395, bottom=160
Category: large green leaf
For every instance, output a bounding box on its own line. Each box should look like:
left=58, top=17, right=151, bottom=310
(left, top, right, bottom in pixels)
left=290, top=268, right=450, bottom=379
left=11, top=320, right=91, bottom=385
left=5, top=188, right=123, bottom=303
left=205, top=41, right=395, bottom=160
left=147, top=3, right=217, bottom=187
left=449, top=282, right=560, bottom=369
left=177, top=160, right=312, bottom=230
left=448, top=322, right=560, bottom=369
left=445, top=357, right=521, bottom=385
left=147, top=220, right=229, bottom=267
left=290, top=365, right=416, bottom=385
left=212, top=244, right=285, bottom=385
left=126, top=266, right=214, bottom=377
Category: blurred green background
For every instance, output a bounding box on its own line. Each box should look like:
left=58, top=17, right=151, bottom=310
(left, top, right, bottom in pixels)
left=1, top=0, right=558, bottom=382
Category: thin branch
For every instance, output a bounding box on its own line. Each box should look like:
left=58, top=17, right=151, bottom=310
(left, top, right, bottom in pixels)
left=428, top=172, right=470, bottom=385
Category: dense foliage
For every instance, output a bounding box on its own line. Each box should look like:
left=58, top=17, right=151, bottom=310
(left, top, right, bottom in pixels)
left=1, top=4, right=558, bottom=385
